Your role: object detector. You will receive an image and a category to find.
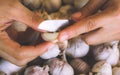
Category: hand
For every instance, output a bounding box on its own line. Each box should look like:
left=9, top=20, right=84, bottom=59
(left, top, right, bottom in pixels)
left=58, top=0, right=120, bottom=45
left=0, top=0, right=54, bottom=66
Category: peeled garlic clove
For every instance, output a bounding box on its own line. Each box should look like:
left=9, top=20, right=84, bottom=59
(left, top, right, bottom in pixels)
left=57, top=40, right=68, bottom=50
left=70, top=59, right=89, bottom=74
left=41, top=32, right=59, bottom=42
left=24, top=65, right=49, bottom=75
left=40, top=44, right=60, bottom=59
left=74, top=0, right=89, bottom=9
left=92, top=61, right=112, bottom=75
left=66, top=36, right=89, bottom=58
left=113, top=67, right=120, bottom=75
left=43, top=0, right=62, bottom=13
left=22, top=0, right=42, bottom=10
left=12, top=21, right=28, bottom=32
left=0, top=60, right=22, bottom=75
left=63, top=0, right=73, bottom=5
left=47, top=58, right=74, bottom=75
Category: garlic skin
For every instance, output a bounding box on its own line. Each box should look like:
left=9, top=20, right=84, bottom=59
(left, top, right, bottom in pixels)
left=57, top=40, right=68, bottom=50
left=0, top=60, right=22, bottom=75
left=92, top=61, right=112, bottom=75
left=22, top=0, right=42, bottom=10
left=40, top=44, right=60, bottom=59
left=113, top=67, right=120, bottom=75
left=93, top=41, right=119, bottom=66
left=43, top=0, right=62, bottom=13
left=24, top=65, right=49, bottom=75
left=47, top=58, right=74, bottom=75
left=66, top=36, right=89, bottom=58
left=74, top=0, right=89, bottom=9
left=70, top=59, right=89, bottom=74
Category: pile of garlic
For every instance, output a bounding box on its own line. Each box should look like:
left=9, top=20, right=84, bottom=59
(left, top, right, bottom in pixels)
left=1, top=0, right=120, bottom=75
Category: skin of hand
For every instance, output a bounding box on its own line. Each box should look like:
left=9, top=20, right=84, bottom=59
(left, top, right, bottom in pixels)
left=58, top=0, right=120, bottom=45
left=0, top=0, right=54, bottom=66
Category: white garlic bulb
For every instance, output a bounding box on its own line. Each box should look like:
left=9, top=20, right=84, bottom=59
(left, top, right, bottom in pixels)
left=47, top=58, right=74, bottom=75
left=66, top=36, right=89, bottom=58
left=43, top=0, right=62, bottom=13
left=0, top=59, right=22, bottom=75
left=74, top=0, right=89, bottom=9
left=40, top=44, right=60, bottom=59
left=22, top=0, right=42, bottom=10
left=92, top=61, right=112, bottom=75
left=24, top=65, right=49, bottom=75
left=93, top=41, right=119, bottom=66
left=113, top=67, right=120, bottom=75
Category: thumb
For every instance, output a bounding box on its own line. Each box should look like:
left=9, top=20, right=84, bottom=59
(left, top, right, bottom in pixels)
left=71, top=0, right=108, bottom=21
left=7, top=1, right=43, bottom=31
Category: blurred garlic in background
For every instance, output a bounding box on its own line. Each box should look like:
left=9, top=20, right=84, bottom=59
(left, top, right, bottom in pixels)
left=66, top=36, right=89, bottom=58
left=62, top=0, right=73, bottom=5
left=92, top=61, right=112, bottom=75
left=93, top=41, right=119, bottom=66
left=24, top=65, right=49, bottom=75
left=0, top=59, right=22, bottom=75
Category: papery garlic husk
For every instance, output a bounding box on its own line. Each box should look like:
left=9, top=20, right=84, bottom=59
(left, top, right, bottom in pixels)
left=63, top=0, right=73, bottom=5
left=92, top=61, right=112, bottom=75
left=41, top=32, right=59, bottom=42
left=113, top=67, right=120, bottom=75
left=43, top=0, right=62, bottom=13
left=0, top=60, right=22, bottom=75
left=47, top=58, right=74, bottom=75
left=57, top=40, right=68, bottom=50
left=93, top=41, right=119, bottom=66
left=12, top=21, right=28, bottom=32
left=70, top=58, right=89, bottom=74
left=22, top=0, right=42, bottom=10
left=74, top=0, right=89, bottom=10
left=66, top=36, right=89, bottom=58
left=24, top=65, right=49, bottom=75
left=40, top=44, right=60, bottom=59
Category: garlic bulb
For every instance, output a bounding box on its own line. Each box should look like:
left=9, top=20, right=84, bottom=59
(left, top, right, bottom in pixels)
left=74, top=0, right=89, bottom=9
left=0, top=60, right=22, bottom=75
left=70, top=58, right=89, bottom=74
left=12, top=21, right=28, bottom=32
left=113, top=67, right=120, bottom=75
left=93, top=41, right=119, bottom=66
left=63, top=0, right=73, bottom=5
left=66, top=36, right=89, bottom=58
left=24, top=65, right=49, bottom=75
left=40, top=44, right=60, bottom=59
left=92, top=61, right=112, bottom=75
left=22, top=0, right=42, bottom=10
left=43, top=0, right=62, bottom=13
left=47, top=58, right=74, bottom=75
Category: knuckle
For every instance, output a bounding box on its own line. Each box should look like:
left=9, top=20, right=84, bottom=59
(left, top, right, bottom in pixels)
left=13, top=51, right=24, bottom=60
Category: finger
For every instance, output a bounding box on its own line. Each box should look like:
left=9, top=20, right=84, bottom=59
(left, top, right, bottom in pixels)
left=71, top=0, right=108, bottom=21
left=58, top=11, right=110, bottom=42
left=7, top=1, right=43, bottom=31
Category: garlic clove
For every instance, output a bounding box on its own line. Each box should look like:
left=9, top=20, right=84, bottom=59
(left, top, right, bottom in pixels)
left=40, top=44, right=60, bottom=59
left=22, top=0, right=42, bottom=10
left=92, top=61, right=112, bottom=75
left=43, top=0, right=62, bottom=13
left=12, top=21, right=28, bottom=32
left=57, top=40, right=68, bottom=50
left=74, top=0, right=89, bottom=10
left=47, top=58, right=74, bottom=75
left=24, top=65, right=49, bottom=75
left=113, top=67, right=120, bottom=75
left=0, top=60, right=22, bottom=75
left=70, top=58, right=89, bottom=74
left=66, top=36, right=89, bottom=58
left=41, top=32, right=59, bottom=42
